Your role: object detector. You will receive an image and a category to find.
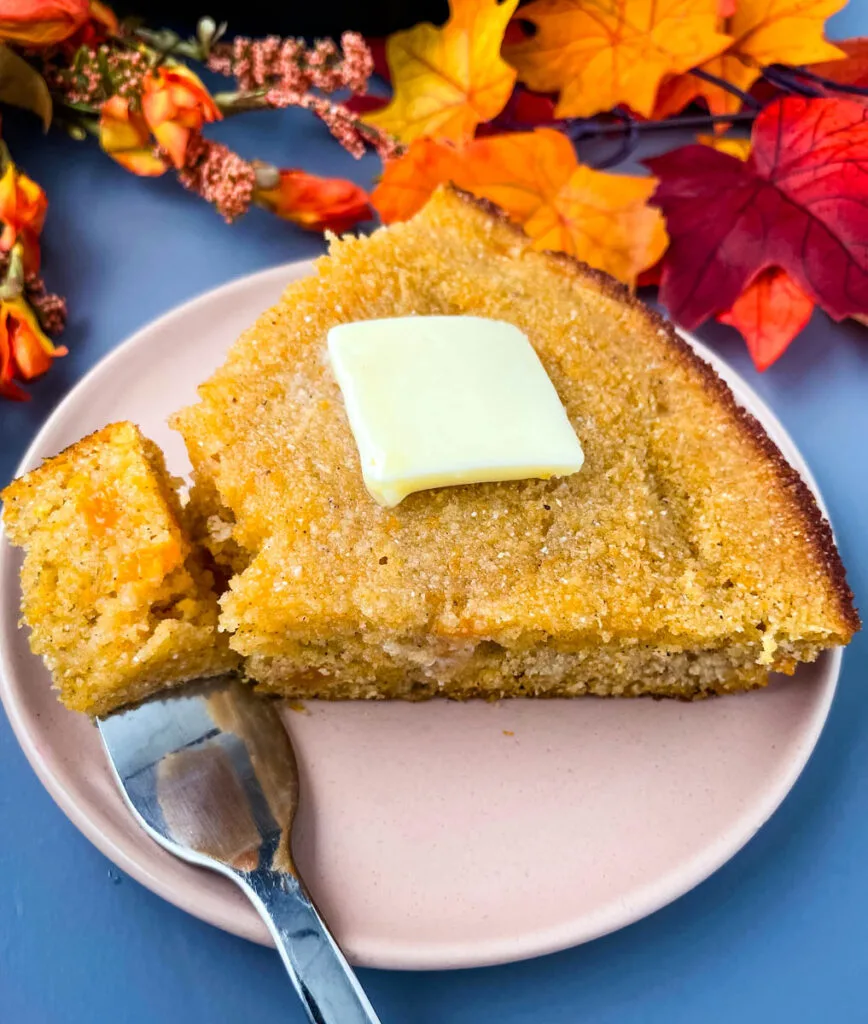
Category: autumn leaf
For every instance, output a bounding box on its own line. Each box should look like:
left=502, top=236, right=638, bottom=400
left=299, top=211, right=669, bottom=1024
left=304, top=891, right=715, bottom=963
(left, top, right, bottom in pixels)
left=645, top=97, right=868, bottom=335
left=372, top=128, right=667, bottom=286
left=371, top=138, right=463, bottom=223
left=699, top=130, right=820, bottom=370
left=343, top=93, right=389, bottom=116
left=636, top=262, right=661, bottom=287
left=456, top=130, right=668, bottom=283
left=363, top=0, right=519, bottom=145
left=477, top=87, right=559, bottom=134
left=652, top=72, right=721, bottom=121
left=653, top=0, right=846, bottom=119
left=697, top=134, right=751, bottom=160
left=0, top=44, right=52, bottom=129
left=718, top=268, right=814, bottom=370
left=646, top=137, right=818, bottom=370
left=503, top=0, right=730, bottom=119
left=367, top=36, right=390, bottom=82
left=805, top=35, right=868, bottom=88
left=510, top=89, right=557, bottom=125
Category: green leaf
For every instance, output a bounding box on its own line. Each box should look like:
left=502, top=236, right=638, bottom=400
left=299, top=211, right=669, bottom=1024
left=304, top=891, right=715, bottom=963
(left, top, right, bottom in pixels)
left=0, top=45, right=52, bottom=131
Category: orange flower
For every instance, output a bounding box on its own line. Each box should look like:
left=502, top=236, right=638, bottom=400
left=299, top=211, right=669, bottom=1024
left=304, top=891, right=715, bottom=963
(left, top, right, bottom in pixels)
left=255, top=170, right=372, bottom=233
left=0, top=0, right=89, bottom=46
left=68, top=1, right=118, bottom=47
left=86, top=1, right=116, bottom=34
left=142, top=65, right=221, bottom=170
left=0, top=163, right=47, bottom=274
left=99, top=96, right=167, bottom=177
left=0, top=298, right=66, bottom=401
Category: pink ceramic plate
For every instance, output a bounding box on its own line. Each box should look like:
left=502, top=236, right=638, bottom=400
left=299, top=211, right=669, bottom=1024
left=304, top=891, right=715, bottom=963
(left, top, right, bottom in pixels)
left=0, top=263, right=840, bottom=970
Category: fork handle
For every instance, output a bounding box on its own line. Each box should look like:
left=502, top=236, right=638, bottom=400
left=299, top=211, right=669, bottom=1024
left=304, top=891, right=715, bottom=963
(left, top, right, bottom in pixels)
left=236, top=867, right=381, bottom=1024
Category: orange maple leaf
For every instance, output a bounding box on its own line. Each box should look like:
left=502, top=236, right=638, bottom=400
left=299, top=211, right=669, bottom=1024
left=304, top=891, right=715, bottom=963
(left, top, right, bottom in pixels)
left=370, top=139, right=463, bottom=223
left=653, top=0, right=846, bottom=119
left=363, top=0, right=519, bottom=145
left=372, top=129, right=667, bottom=286
left=718, top=268, right=814, bottom=371
left=503, top=0, right=730, bottom=119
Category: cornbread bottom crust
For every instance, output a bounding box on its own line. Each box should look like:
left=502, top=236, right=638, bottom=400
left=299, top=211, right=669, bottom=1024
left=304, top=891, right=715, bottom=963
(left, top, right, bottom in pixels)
left=244, top=638, right=818, bottom=702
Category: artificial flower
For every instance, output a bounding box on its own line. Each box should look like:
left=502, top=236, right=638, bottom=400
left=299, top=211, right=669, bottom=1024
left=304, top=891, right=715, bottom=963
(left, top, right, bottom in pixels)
left=0, top=0, right=89, bottom=46
left=99, top=96, right=167, bottom=176
left=0, top=296, right=66, bottom=400
left=67, top=1, right=118, bottom=48
left=141, top=65, right=221, bottom=170
left=179, top=136, right=255, bottom=222
left=0, top=163, right=47, bottom=273
left=254, top=169, right=372, bottom=233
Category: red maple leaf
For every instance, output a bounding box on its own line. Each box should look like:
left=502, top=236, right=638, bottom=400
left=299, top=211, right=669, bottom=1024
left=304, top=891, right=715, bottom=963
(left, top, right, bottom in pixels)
left=807, top=36, right=868, bottom=88
left=645, top=97, right=868, bottom=331
left=637, top=261, right=662, bottom=288
left=476, top=86, right=558, bottom=135
left=510, top=88, right=557, bottom=125
left=367, top=36, right=390, bottom=82
left=751, top=36, right=868, bottom=104
left=343, top=93, right=389, bottom=115
left=717, top=268, right=815, bottom=371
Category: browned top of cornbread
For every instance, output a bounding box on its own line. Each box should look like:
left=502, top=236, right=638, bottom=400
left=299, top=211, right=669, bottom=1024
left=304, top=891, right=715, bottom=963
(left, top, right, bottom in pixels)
left=2, top=421, right=235, bottom=715
left=173, top=185, right=858, bottom=654
left=3, top=421, right=188, bottom=575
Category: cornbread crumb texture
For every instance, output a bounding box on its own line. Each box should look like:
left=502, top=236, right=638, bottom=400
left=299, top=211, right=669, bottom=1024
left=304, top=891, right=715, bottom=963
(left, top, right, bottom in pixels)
left=169, top=185, right=857, bottom=701
left=1, top=422, right=237, bottom=716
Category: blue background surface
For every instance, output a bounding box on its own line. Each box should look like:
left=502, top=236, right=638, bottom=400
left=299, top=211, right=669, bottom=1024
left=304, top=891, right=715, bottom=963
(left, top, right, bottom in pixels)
left=1, top=7, right=867, bottom=1022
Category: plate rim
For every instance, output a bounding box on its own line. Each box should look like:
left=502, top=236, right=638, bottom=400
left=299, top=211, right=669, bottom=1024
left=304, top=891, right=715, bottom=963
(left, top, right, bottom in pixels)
left=0, top=260, right=842, bottom=969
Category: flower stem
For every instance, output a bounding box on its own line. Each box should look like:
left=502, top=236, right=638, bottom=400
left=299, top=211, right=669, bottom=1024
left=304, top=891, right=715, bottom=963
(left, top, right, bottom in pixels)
left=134, top=27, right=204, bottom=63
left=568, top=110, right=756, bottom=141
left=212, top=89, right=268, bottom=115
left=0, top=244, right=25, bottom=301
left=763, top=63, right=868, bottom=98
left=761, top=64, right=824, bottom=97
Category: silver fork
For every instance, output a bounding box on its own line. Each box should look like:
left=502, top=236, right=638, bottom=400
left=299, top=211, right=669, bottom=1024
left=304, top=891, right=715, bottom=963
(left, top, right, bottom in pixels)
left=98, top=675, right=381, bottom=1024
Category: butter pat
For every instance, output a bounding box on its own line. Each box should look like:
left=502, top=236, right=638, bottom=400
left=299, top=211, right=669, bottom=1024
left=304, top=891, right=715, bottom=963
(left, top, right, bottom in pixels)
left=327, top=316, right=584, bottom=507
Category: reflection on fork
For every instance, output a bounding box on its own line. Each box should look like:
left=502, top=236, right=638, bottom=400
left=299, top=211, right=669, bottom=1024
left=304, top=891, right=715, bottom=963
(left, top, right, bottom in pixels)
left=99, top=676, right=381, bottom=1024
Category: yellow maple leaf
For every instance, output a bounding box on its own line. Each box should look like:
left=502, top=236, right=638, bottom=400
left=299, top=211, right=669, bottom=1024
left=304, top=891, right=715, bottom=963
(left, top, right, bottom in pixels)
left=503, top=0, right=731, bottom=119
left=372, top=129, right=668, bottom=286
left=654, top=0, right=847, bottom=118
left=363, top=0, right=519, bottom=145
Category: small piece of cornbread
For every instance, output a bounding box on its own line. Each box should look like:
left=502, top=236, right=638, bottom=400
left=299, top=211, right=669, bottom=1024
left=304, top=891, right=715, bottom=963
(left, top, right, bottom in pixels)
left=327, top=316, right=584, bottom=507
left=1, top=422, right=238, bottom=716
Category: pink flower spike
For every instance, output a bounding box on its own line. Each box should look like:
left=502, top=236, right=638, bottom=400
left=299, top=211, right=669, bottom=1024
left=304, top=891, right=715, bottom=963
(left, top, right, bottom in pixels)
left=178, top=136, right=256, bottom=222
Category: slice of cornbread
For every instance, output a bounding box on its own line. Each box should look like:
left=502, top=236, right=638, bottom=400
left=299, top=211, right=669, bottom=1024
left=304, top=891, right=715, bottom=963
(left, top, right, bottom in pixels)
left=173, top=185, right=858, bottom=700
left=2, top=422, right=238, bottom=715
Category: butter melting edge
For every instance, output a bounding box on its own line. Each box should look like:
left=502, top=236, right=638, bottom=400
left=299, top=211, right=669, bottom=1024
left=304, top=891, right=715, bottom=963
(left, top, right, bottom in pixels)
left=327, top=316, right=584, bottom=507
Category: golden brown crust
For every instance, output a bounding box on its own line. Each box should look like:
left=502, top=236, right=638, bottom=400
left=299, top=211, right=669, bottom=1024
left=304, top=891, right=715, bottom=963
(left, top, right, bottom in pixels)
left=447, top=185, right=859, bottom=640
left=660, top=329, right=859, bottom=638
left=3, top=422, right=133, bottom=516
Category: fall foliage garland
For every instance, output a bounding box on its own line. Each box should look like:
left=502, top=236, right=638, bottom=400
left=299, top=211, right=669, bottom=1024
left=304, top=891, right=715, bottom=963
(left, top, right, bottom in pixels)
left=0, top=0, right=866, bottom=398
